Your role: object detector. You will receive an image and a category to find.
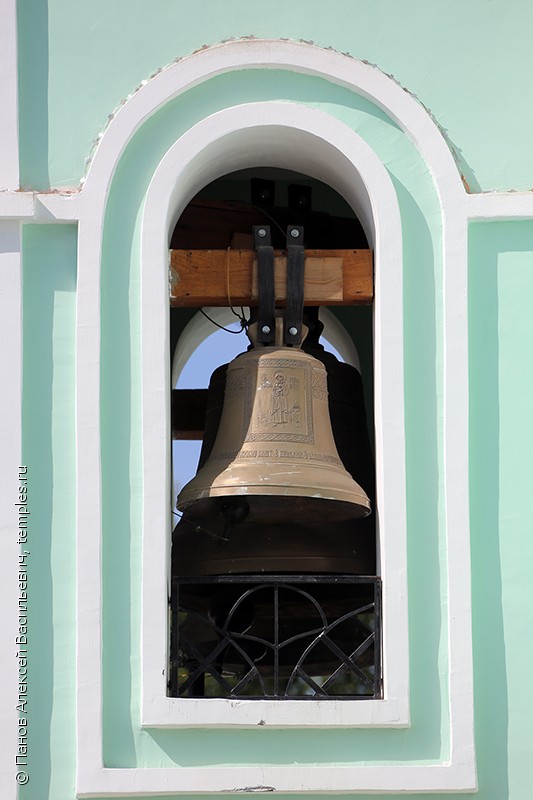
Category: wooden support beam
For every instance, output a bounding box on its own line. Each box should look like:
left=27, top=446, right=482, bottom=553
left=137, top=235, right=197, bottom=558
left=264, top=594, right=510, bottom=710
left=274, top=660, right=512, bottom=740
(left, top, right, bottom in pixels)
left=169, top=248, right=373, bottom=307
left=172, top=389, right=208, bottom=440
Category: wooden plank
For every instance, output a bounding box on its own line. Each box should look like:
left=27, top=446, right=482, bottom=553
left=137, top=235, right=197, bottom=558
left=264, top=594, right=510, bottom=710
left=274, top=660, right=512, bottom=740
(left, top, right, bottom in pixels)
left=172, top=389, right=208, bottom=440
left=169, top=249, right=373, bottom=306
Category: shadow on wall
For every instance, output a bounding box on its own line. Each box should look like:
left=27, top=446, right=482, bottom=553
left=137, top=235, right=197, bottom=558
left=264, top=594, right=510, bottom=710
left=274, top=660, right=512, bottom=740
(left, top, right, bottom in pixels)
left=17, top=0, right=49, bottom=190
left=21, top=225, right=78, bottom=798
left=468, top=221, right=512, bottom=800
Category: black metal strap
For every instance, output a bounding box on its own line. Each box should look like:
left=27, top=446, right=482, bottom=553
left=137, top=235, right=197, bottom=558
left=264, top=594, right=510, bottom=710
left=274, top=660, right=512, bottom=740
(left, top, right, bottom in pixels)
left=284, top=225, right=305, bottom=346
left=253, top=225, right=275, bottom=345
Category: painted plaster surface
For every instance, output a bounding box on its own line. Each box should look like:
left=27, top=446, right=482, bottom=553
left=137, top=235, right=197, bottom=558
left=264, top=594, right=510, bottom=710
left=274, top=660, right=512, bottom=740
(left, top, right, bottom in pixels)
left=15, top=219, right=530, bottom=797
left=20, top=225, right=77, bottom=800
left=8, top=25, right=532, bottom=800
left=17, top=0, right=533, bottom=191
left=469, top=221, right=533, bottom=800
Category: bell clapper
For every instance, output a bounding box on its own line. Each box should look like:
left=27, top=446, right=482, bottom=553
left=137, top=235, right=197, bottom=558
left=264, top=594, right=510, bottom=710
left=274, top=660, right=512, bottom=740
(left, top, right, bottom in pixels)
left=219, top=498, right=250, bottom=546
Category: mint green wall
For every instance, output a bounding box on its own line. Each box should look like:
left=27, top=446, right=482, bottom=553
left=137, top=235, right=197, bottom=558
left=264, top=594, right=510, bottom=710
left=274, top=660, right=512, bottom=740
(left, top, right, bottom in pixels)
left=16, top=10, right=533, bottom=800
left=469, top=221, right=533, bottom=800
left=21, top=225, right=78, bottom=800
left=32, top=216, right=531, bottom=800
left=17, top=0, right=533, bottom=191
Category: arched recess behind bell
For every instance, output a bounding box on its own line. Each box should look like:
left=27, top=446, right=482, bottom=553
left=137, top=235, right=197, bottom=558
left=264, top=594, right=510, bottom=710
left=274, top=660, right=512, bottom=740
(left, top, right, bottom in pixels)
left=171, top=306, right=361, bottom=390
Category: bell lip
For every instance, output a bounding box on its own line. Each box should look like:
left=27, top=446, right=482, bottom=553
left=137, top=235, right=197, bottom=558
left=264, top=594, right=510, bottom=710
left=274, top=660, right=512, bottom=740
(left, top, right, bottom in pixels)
left=175, top=561, right=377, bottom=576
left=177, top=490, right=371, bottom=522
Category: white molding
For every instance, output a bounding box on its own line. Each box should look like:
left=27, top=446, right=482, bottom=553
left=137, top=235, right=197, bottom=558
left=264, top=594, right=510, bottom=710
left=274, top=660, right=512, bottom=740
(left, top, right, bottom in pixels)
left=0, top=222, right=23, bottom=800
left=0, top=0, right=20, bottom=190
left=0, top=191, right=79, bottom=222
left=77, top=762, right=476, bottom=798
left=441, top=203, right=475, bottom=776
left=5, top=186, right=533, bottom=226
left=0, top=193, right=34, bottom=219
left=80, top=39, right=465, bottom=213
left=76, top=212, right=106, bottom=786
left=140, top=102, right=408, bottom=733
left=33, top=193, right=84, bottom=223
left=466, top=190, right=533, bottom=220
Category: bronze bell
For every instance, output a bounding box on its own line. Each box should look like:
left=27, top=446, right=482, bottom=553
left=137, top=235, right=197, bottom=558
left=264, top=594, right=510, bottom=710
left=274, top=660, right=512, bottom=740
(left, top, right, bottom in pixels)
left=174, top=316, right=373, bottom=574
left=193, top=308, right=375, bottom=506
left=173, top=311, right=375, bottom=576
left=177, top=322, right=371, bottom=523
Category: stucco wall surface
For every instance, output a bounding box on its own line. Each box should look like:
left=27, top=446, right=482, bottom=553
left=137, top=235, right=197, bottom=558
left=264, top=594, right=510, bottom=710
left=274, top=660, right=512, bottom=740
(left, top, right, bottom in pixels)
left=5, top=5, right=533, bottom=800
left=17, top=217, right=533, bottom=781
left=17, top=0, right=533, bottom=192
left=13, top=51, right=533, bottom=800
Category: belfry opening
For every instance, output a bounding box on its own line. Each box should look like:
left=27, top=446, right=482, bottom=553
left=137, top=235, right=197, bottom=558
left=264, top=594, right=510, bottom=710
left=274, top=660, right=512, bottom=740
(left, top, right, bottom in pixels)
left=168, top=168, right=380, bottom=699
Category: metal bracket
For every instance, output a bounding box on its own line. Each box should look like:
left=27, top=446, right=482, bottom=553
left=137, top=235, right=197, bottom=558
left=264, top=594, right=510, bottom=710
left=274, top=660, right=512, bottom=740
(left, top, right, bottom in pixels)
left=254, top=225, right=275, bottom=345
left=285, top=225, right=305, bottom=346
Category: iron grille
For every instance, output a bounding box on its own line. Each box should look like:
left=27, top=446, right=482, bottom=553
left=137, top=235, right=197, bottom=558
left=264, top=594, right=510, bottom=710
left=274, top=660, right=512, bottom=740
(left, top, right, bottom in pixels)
left=169, top=575, right=381, bottom=699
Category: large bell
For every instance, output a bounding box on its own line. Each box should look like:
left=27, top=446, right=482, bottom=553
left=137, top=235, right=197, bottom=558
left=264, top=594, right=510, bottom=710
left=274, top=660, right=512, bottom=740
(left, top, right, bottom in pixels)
left=177, top=335, right=371, bottom=529
left=194, top=309, right=375, bottom=506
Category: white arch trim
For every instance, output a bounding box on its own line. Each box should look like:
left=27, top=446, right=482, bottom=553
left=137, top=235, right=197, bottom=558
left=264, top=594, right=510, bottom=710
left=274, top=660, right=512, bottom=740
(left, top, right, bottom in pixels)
left=138, top=102, right=407, bottom=737
left=72, top=47, right=476, bottom=797
left=80, top=39, right=465, bottom=211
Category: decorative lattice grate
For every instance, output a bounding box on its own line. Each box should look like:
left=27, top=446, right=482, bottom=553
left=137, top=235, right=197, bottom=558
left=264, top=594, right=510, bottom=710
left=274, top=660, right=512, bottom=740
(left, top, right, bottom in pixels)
left=169, top=575, right=381, bottom=699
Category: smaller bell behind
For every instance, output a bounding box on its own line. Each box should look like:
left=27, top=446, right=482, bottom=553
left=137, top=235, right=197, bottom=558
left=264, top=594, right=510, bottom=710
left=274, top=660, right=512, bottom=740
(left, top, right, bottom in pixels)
left=172, top=513, right=376, bottom=576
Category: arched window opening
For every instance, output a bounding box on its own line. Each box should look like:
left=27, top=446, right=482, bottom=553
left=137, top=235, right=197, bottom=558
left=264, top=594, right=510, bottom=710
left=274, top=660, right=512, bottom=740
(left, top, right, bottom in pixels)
left=168, top=168, right=379, bottom=700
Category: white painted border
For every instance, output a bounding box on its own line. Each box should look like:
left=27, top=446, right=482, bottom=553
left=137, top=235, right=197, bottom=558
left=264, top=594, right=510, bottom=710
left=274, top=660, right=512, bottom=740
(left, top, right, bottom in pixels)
left=76, top=761, right=476, bottom=797
left=0, top=0, right=20, bottom=190
left=140, top=102, right=407, bottom=730
left=5, top=185, right=533, bottom=223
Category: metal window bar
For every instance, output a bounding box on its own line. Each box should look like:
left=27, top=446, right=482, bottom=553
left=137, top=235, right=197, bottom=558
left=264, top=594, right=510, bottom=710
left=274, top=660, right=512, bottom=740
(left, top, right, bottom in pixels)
left=169, top=575, right=381, bottom=700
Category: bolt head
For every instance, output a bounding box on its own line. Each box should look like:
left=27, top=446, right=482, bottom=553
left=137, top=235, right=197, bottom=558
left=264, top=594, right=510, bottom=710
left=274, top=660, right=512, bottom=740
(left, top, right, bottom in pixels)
left=289, top=326, right=298, bottom=336
left=257, top=228, right=267, bottom=238
left=290, top=228, right=299, bottom=238
left=261, top=325, right=271, bottom=334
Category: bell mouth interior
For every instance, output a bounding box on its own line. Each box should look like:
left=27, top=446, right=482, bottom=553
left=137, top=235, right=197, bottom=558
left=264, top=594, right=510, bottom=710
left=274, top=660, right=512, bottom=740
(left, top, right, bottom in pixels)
left=178, top=493, right=371, bottom=525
